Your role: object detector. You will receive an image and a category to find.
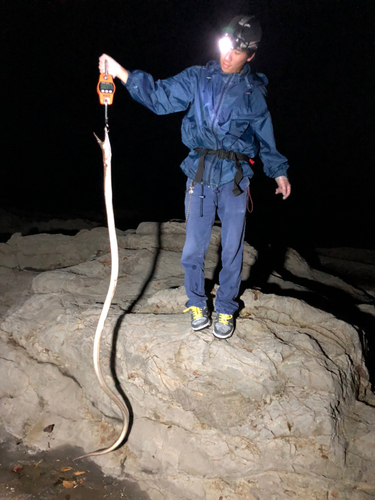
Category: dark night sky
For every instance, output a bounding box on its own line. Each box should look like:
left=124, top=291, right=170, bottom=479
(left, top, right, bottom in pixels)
left=1, top=0, right=374, bottom=252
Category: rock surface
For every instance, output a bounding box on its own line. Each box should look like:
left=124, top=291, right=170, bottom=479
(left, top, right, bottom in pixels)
left=1, top=221, right=375, bottom=500
left=0, top=207, right=102, bottom=239
left=316, top=247, right=375, bottom=295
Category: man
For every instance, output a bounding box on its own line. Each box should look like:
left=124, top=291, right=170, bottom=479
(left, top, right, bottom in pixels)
left=99, top=15, right=291, bottom=340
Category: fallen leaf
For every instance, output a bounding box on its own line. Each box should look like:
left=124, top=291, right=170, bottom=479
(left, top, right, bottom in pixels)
left=60, top=467, right=73, bottom=472
left=62, top=480, right=76, bottom=489
left=12, top=465, right=23, bottom=474
left=43, top=424, right=55, bottom=433
left=34, top=460, right=43, bottom=468
left=74, top=471, right=86, bottom=476
left=65, top=495, right=71, bottom=500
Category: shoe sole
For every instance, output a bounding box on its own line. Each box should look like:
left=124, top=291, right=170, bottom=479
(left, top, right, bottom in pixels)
left=192, top=319, right=211, bottom=331
left=212, top=328, right=234, bottom=339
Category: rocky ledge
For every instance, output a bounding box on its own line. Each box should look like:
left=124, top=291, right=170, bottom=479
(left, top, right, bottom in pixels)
left=0, top=221, right=375, bottom=500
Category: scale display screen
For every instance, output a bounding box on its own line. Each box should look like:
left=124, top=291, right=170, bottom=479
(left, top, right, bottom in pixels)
left=99, top=82, right=114, bottom=92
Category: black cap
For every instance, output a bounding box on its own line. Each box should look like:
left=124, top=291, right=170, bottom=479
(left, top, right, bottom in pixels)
left=223, top=15, right=262, bottom=51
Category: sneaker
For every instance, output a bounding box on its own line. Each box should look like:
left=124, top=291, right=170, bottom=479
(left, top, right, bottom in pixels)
left=184, top=306, right=210, bottom=331
left=213, top=313, right=234, bottom=339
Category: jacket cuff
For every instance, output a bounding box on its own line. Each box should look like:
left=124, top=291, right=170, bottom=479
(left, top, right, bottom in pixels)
left=275, top=173, right=288, bottom=180
left=122, top=70, right=133, bottom=87
left=270, top=170, right=288, bottom=179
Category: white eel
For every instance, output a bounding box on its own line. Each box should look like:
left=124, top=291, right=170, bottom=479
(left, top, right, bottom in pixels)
left=74, top=127, right=129, bottom=460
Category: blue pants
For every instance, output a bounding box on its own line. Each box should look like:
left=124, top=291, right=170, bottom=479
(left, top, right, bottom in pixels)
left=181, top=177, right=249, bottom=315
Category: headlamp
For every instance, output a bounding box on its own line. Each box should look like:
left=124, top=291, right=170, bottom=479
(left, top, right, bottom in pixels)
left=219, top=16, right=262, bottom=54
left=219, top=34, right=234, bottom=55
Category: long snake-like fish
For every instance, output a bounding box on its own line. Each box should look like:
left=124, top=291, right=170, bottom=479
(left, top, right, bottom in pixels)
left=74, top=127, right=129, bottom=460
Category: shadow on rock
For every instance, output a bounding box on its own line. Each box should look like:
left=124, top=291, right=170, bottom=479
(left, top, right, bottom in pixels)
left=241, top=249, right=375, bottom=392
left=109, top=222, right=162, bottom=448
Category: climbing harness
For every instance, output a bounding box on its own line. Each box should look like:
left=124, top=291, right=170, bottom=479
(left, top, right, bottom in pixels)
left=191, top=148, right=255, bottom=217
left=74, top=65, right=129, bottom=461
left=193, top=147, right=251, bottom=196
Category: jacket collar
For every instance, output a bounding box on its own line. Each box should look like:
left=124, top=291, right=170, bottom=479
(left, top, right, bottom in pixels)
left=206, top=60, right=267, bottom=88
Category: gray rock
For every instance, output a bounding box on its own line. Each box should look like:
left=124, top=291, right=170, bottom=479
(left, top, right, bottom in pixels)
left=0, top=208, right=102, bottom=235
left=0, top=267, right=37, bottom=316
left=284, top=248, right=372, bottom=302
left=0, top=222, right=374, bottom=500
left=316, top=247, right=375, bottom=295
left=0, top=227, right=133, bottom=271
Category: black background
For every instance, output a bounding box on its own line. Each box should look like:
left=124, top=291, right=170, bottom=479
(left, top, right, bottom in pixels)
left=1, top=0, right=374, bottom=253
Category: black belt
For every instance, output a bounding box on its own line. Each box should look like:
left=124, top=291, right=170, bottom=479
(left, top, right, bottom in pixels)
left=193, top=148, right=250, bottom=196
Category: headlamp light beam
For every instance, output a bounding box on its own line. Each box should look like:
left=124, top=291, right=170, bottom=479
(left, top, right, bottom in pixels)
left=219, top=35, right=233, bottom=55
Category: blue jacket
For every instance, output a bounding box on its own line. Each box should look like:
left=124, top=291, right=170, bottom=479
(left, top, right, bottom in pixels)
left=125, top=60, right=289, bottom=187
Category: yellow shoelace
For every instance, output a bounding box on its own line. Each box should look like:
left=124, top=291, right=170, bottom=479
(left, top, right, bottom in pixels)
left=183, top=306, right=203, bottom=320
left=217, top=313, right=233, bottom=325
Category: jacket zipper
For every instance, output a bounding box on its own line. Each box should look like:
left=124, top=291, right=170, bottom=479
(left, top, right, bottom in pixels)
left=211, top=74, right=233, bottom=149
left=208, top=74, right=234, bottom=185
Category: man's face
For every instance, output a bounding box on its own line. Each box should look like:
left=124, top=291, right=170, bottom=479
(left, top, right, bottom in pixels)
left=220, top=49, right=252, bottom=74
